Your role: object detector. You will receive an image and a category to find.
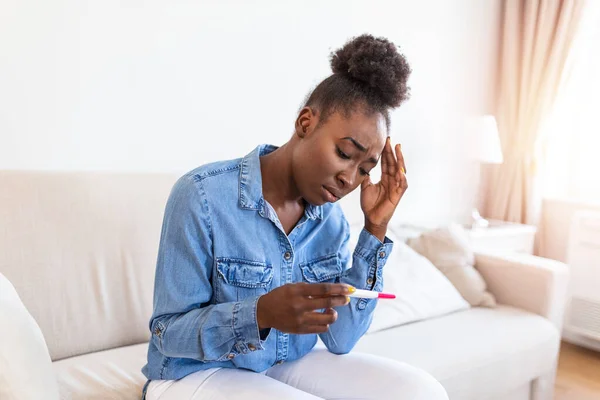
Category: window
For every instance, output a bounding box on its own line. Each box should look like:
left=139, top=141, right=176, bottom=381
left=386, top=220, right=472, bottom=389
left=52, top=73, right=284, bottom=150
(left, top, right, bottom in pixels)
left=541, top=4, right=600, bottom=203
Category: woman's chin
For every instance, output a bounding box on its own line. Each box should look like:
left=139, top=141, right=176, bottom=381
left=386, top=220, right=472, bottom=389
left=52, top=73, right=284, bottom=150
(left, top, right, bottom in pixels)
left=302, top=194, right=327, bottom=207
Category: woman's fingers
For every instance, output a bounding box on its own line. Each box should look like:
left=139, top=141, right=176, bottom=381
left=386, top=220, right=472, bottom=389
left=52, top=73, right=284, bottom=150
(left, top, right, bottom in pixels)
left=293, top=311, right=338, bottom=334
left=379, top=138, right=397, bottom=190
left=380, top=137, right=390, bottom=171
left=361, top=174, right=372, bottom=190
left=395, top=144, right=408, bottom=192
left=303, top=309, right=339, bottom=325
left=296, top=283, right=350, bottom=297
left=298, top=325, right=330, bottom=334
left=374, top=138, right=407, bottom=196
left=304, top=295, right=348, bottom=310
left=383, top=138, right=397, bottom=177
left=395, top=144, right=406, bottom=175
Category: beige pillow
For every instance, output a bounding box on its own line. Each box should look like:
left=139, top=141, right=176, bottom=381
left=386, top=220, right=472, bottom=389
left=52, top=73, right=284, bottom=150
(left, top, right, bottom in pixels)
left=408, top=224, right=496, bottom=307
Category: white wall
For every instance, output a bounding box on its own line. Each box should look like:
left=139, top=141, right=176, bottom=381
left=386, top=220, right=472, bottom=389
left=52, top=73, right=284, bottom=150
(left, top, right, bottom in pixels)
left=0, top=0, right=501, bottom=226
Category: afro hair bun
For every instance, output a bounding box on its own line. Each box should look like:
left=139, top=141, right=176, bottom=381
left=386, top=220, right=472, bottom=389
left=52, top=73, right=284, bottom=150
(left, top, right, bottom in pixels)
left=330, top=34, right=411, bottom=108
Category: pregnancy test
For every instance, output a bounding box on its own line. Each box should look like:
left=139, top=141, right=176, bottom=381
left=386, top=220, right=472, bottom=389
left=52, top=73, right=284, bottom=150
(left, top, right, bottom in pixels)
left=348, top=288, right=396, bottom=299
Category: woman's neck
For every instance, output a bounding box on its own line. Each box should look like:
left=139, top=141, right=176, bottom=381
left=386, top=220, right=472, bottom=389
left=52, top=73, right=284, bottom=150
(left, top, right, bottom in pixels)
left=259, top=142, right=304, bottom=209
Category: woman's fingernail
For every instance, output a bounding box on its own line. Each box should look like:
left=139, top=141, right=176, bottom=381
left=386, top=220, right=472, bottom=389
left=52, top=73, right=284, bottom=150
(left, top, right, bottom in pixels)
left=345, top=296, right=351, bottom=305
left=401, top=167, right=406, bottom=174
left=346, top=285, right=356, bottom=294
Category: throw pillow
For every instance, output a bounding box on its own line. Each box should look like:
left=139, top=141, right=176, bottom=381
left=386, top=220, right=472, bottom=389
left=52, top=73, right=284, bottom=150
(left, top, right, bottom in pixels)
left=346, top=226, right=470, bottom=333
left=407, top=224, right=496, bottom=307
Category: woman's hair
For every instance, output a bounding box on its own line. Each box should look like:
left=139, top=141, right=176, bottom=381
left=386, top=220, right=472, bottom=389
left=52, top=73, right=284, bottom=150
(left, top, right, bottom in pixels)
left=304, top=34, right=411, bottom=132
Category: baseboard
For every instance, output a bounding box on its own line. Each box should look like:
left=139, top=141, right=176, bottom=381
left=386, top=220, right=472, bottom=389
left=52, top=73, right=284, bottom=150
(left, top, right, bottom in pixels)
left=562, top=330, right=600, bottom=352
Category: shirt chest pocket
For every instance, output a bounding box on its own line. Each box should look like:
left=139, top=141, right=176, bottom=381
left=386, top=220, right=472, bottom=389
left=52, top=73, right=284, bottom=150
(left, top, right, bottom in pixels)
left=215, top=258, right=274, bottom=302
left=300, top=253, right=343, bottom=283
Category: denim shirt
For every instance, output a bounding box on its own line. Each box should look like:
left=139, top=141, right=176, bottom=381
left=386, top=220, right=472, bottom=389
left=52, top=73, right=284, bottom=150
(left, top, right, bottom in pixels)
left=142, top=144, right=393, bottom=382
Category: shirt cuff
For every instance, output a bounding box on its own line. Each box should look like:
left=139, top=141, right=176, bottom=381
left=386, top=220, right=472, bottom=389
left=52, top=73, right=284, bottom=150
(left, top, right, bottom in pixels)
left=353, top=228, right=394, bottom=266
left=353, top=229, right=394, bottom=310
left=231, top=296, right=268, bottom=356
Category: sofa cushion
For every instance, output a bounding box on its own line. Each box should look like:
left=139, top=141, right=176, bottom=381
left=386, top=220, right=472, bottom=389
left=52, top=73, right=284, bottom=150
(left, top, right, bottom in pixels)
left=56, top=308, right=558, bottom=400
left=0, top=171, right=177, bottom=361
left=352, top=306, right=559, bottom=400
left=53, top=343, right=148, bottom=400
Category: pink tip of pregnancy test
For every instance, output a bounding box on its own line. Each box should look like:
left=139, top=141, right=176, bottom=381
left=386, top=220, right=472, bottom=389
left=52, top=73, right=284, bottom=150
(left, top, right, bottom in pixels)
left=377, top=293, right=396, bottom=299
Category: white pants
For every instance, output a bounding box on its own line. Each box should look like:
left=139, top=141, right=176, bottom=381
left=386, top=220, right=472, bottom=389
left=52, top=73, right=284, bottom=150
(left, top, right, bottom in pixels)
left=146, top=349, right=448, bottom=400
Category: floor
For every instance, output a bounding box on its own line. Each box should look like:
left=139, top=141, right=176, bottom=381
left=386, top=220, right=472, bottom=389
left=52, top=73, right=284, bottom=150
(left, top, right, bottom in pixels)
left=554, top=341, right=600, bottom=400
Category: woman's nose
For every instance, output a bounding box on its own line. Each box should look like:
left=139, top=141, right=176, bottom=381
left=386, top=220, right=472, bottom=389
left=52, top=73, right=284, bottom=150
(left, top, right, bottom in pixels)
left=337, top=173, right=354, bottom=189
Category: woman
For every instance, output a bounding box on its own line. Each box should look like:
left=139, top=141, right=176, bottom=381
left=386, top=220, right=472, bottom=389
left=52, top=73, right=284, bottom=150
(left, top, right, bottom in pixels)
left=142, top=34, right=448, bottom=400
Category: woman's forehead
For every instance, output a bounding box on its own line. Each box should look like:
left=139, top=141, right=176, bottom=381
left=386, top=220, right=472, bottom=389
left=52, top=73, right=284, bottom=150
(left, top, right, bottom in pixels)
left=327, top=111, right=387, bottom=149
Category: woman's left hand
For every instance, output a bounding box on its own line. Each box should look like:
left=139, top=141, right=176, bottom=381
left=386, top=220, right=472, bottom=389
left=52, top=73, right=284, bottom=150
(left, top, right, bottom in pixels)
left=360, top=137, right=408, bottom=241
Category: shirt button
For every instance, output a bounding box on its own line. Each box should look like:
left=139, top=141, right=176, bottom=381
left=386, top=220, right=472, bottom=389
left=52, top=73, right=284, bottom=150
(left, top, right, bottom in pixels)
left=366, top=278, right=374, bottom=285
left=276, top=360, right=284, bottom=365
left=284, top=251, right=291, bottom=260
left=248, top=344, right=256, bottom=351
left=227, top=353, right=235, bottom=359
left=379, top=251, right=386, bottom=258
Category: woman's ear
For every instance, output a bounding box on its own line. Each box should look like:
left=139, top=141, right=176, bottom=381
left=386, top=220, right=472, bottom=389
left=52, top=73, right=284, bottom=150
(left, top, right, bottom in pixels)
left=295, top=107, right=317, bottom=139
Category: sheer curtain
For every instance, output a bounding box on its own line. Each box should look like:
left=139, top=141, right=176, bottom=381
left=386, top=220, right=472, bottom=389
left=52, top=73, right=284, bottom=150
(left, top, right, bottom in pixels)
left=483, top=0, right=586, bottom=224
left=540, top=3, right=600, bottom=203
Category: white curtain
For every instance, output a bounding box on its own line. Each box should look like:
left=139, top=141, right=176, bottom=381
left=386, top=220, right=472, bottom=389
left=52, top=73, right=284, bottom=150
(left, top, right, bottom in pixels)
left=539, top=3, right=600, bottom=203
left=483, top=0, right=586, bottom=224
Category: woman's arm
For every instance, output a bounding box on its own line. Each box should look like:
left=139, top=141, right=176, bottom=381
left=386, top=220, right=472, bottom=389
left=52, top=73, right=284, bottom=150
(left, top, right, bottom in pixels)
left=318, top=221, right=393, bottom=354
left=148, top=176, right=265, bottom=361
left=320, top=137, right=405, bottom=353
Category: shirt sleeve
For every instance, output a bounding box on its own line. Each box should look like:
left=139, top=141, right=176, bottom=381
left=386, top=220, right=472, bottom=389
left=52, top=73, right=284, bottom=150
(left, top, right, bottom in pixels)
left=319, top=218, right=393, bottom=354
left=148, top=175, right=267, bottom=361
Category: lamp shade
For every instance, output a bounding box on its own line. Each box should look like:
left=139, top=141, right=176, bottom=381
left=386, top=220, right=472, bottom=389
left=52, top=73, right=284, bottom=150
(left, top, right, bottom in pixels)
left=467, top=115, right=504, bottom=164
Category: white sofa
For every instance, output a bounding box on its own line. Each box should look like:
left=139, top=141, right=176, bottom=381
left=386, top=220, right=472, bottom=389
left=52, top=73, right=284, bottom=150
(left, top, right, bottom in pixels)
left=0, top=171, right=569, bottom=400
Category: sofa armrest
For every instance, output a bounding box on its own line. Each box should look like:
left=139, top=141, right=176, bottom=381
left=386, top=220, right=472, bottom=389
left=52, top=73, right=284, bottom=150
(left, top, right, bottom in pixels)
left=474, top=252, right=570, bottom=331
left=0, top=273, right=59, bottom=399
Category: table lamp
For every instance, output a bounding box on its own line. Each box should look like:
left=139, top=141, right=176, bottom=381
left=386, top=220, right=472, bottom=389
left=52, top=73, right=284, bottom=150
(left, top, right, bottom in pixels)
left=467, top=115, right=504, bottom=228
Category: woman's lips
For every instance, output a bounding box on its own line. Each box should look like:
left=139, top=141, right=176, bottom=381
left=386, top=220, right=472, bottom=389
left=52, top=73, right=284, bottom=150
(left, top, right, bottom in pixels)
left=322, top=186, right=340, bottom=202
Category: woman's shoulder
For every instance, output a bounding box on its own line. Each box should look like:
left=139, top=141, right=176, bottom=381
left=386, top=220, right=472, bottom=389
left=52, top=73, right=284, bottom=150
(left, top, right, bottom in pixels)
left=169, top=157, right=243, bottom=201
left=183, top=157, right=244, bottom=182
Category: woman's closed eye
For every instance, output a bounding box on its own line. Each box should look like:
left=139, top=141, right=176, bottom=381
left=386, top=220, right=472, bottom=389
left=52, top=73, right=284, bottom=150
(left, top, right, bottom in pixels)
left=336, top=146, right=370, bottom=176
left=336, top=146, right=351, bottom=160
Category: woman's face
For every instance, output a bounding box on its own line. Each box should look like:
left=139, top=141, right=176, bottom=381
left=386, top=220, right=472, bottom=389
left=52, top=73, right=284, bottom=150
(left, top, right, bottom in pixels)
left=292, top=107, right=387, bottom=206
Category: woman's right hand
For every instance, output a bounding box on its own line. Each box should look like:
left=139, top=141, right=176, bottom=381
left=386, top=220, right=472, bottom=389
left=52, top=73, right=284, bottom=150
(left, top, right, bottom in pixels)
left=256, top=283, right=351, bottom=334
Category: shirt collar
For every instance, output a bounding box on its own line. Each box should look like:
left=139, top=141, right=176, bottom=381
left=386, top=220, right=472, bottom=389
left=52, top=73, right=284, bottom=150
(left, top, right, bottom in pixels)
left=238, top=144, right=323, bottom=220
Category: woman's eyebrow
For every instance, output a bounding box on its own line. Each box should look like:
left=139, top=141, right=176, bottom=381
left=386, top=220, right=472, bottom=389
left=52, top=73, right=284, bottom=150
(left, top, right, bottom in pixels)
left=341, top=137, right=378, bottom=164
left=342, top=136, right=367, bottom=152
